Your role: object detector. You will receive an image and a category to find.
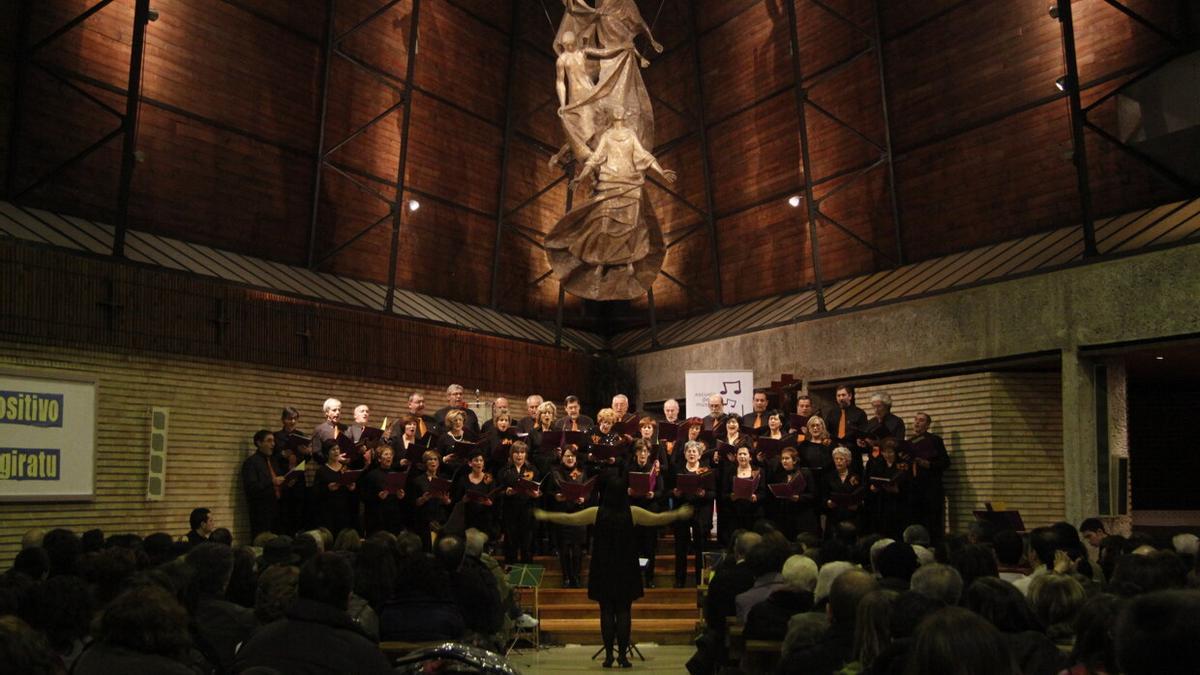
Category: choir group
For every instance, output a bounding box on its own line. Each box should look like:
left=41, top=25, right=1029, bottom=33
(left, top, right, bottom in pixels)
left=240, top=383, right=951, bottom=588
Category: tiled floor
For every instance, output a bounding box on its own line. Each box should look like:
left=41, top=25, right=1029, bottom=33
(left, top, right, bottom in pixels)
left=506, top=644, right=694, bottom=673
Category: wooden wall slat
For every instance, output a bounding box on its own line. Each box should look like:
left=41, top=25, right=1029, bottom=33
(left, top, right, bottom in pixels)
left=0, top=339, right=536, bottom=566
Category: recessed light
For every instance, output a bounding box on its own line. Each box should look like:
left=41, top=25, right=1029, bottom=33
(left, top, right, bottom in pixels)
left=1155, top=356, right=1164, bottom=360
left=787, top=195, right=801, bottom=208
left=407, top=199, right=420, bottom=212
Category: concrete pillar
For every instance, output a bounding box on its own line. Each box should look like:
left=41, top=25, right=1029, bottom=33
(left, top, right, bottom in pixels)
left=1061, top=348, right=1099, bottom=525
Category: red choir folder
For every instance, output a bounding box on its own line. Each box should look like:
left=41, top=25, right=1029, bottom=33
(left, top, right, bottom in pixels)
left=426, top=476, right=453, bottom=498
left=907, top=436, right=938, bottom=460
left=657, top=421, right=679, bottom=444
left=283, top=462, right=307, bottom=484
left=715, top=440, right=740, bottom=459
left=590, top=442, right=626, bottom=462
left=829, top=492, right=863, bottom=508
left=768, top=471, right=806, bottom=498
left=755, top=437, right=787, bottom=463
left=869, top=475, right=896, bottom=488
left=464, top=487, right=503, bottom=505
left=283, top=432, right=311, bottom=453
left=557, top=430, right=588, bottom=449
left=616, top=418, right=642, bottom=438
left=514, top=477, right=543, bottom=497
left=356, top=426, right=385, bottom=447
left=558, top=477, right=596, bottom=503
left=384, top=470, right=408, bottom=494
left=739, top=424, right=762, bottom=438
left=491, top=433, right=518, bottom=465
left=732, top=474, right=760, bottom=501
left=628, top=471, right=657, bottom=497
left=788, top=415, right=809, bottom=434
left=336, top=469, right=363, bottom=486
left=675, top=470, right=715, bottom=495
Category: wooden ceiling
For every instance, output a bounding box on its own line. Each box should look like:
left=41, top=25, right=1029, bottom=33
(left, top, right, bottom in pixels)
left=1, top=0, right=1190, bottom=336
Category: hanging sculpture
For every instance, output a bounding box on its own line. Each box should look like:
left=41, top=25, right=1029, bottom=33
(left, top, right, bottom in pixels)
left=544, top=0, right=676, bottom=301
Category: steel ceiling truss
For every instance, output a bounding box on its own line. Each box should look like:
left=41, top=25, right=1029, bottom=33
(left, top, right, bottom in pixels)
left=5, top=0, right=152, bottom=258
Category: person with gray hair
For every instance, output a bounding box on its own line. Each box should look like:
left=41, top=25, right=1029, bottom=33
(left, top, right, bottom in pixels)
left=911, top=563, right=964, bottom=605
left=434, top=384, right=479, bottom=435
left=310, top=397, right=345, bottom=464
left=903, top=524, right=931, bottom=547
left=867, top=391, right=905, bottom=442
left=744, top=555, right=819, bottom=640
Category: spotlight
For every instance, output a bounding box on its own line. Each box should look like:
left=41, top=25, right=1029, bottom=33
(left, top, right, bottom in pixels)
left=1055, top=75, right=1072, bottom=92
left=147, top=8, right=160, bottom=21
left=1155, top=356, right=1165, bottom=360
left=1047, top=4, right=1059, bottom=20
left=787, top=195, right=801, bottom=208
left=407, top=199, right=420, bottom=212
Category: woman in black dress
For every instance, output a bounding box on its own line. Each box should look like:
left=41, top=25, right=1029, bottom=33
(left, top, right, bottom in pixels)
left=535, top=474, right=692, bottom=667
left=670, top=440, right=714, bottom=588
left=435, top=409, right=472, bottom=477
left=627, top=439, right=662, bottom=588
left=723, top=446, right=765, bottom=535
left=824, top=446, right=864, bottom=537
left=549, top=445, right=590, bottom=588
left=864, top=437, right=911, bottom=539
left=766, top=446, right=819, bottom=540
left=483, top=410, right=517, bottom=474
left=453, top=449, right=498, bottom=543
left=313, top=437, right=358, bottom=535
left=528, top=401, right=559, bottom=475
left=362, top=446, right=406, bottom=535
left=499, top=441, right=541, bottom=565
left=411, top=450, right=451, bottom=551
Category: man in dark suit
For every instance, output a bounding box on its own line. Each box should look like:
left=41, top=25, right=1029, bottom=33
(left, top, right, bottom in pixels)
left=552, top=395, right=594, bottom=431
left=826, top=385, right=867, bottom=448
left=434, top=384, right=480, bottom=435
left=406, top=392, right=439, bottom=443
left=612, top=394, right=638, bottom=424
left=744, top=390, right=770, bottom=433
left=518, top=394, right=543, bottom=433
left=242, top=429, right=282, bottom=538
left=661, top=398, right=681, bottom=424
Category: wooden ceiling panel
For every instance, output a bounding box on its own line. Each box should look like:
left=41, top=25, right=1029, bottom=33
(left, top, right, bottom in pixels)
left=795, top=0, right=873, bottom=76
left=413, top=0, right=510, bottom=125
left=503, top=139, right=569, bottom=237
left=707, top=92, right=801, bottom=216
left=322, top=56, right=404, bottom=183
left=811, top=169, right=896, bottom=281
left=804, top=55, right=884, bottom=179
left=630, top=226, right=718, bottom=320
left=494, top=235, right=563, bottom=318
left=879, top=0, right=964, bottom=37
left=694, top=0, right=761, bottom=34
left=644, top=44, right=698, bottom=147
left=311, top=168, right=397, bottom=283
left=1071, top=0, right=1179, bottom=85
left=404, top=94, right=504, bottom=215
left=648, top=137, right=707, bottom=231
left=394, top=201, right=495, bottom=306
left=510, top=46, right=561, bottom=151
left=448, top=0, right=514, bottom=33
left=337, top=0, right=413, bottom=84
left=698, top=0, right=793, bottom=123
left=716, top=199, right=810, bottom=305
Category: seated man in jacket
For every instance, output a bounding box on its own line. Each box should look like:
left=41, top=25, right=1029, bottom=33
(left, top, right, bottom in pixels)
left=234, top=552, right=391, bottom=674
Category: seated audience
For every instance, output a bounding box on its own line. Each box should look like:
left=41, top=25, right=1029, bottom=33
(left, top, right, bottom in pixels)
left=1115, top=589, right=1200, bottom=675
left=744, top=554, right=817, bottom=640
left=1029, top=573, right=1085, bottom=647
left=234, top=552, right=391, bottom=674
left=186, top=509, right=214, bottom=546
left=910, top=563, right=964, bottom=606
left=734, top=541, right=792, bottom=624
left=0, top=615, right=60, bottom=675
left=185, top=542, right=257, bottom=672
left=779, top=568, right=878, bottom=674
left=73, top=584, right=211, bottom=675
left=906, top=606, right=1020, bottom=675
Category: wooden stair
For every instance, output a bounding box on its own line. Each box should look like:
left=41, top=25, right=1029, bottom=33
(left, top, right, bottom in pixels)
left=525, top=535, right=705, bottom=645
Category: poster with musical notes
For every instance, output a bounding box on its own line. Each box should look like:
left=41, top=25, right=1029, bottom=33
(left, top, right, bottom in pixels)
left=684, top=370, right=754, bottom=418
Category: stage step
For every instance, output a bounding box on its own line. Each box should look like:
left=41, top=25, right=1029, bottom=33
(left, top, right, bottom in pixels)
left=536, top=588, right=699, bottom=605
left=538, top=618, right=700, bottom=646
left=539, top=602, right=698, bottom=620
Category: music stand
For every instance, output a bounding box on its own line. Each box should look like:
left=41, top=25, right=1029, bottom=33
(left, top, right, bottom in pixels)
left=506, top=564, right=544, bottom=655
left=972, top=507, right=1026, bottom=533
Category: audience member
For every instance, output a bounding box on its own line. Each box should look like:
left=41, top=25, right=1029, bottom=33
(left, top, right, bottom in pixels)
left=25, top=574, right=93, bottom=669
left=186, top=509, right=213, bottom=546
left=910, top=563, right=963, bottom=606
left=744, top=554, right=817, bottom=640
left=847, top=589, right=898, bottom=672
left=1029, top=573, right=1085, bottom=646
left=734, top=541, right=791, bottom=624
left=906, top=606, right=1020, bottom=675
left=1115, top=589, right=1200, bottom=675
left=0, top=615, right=61, bottom=675
left=254, top=564, right=299, bottom=624
left=234, top=552, right=391, bottom=674
left=1065, top=592, right=1122, bottom=675
left=73, top=584, right=210, bottom=675
left=185, top=542, right=257, bottom=672
left=876, top=542, right=919, bottom=591
left=780, top=568, right=878, bottom=674
left=41, top=529, right=82, bottom=577
left=950, top=543, right=1000, bottom=588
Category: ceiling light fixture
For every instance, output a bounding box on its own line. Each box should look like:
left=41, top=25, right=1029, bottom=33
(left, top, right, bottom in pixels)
left=1155, top=356, right=1165, bottom=360
left=787, top=195, right=801, bottom=208
left=1047, top=4, right=1060, bottom=20
left=1055, top=75, right=1072, bottom=92
left=407, top=199, right=420, bottom=212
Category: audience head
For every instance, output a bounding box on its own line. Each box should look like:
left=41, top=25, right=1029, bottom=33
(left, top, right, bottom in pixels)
left=41, top=529, right=81, bottom=577
left=828, top=569, right=879, bottom=626
left=0, top=616, right=61, bottom=675
left=1172, top=533, right=1199, bottom=558
left=143, top=532, right=177, bottom=567
left=332, top=528, right=361, bottom=553
left=464, top=529, right=488, bottom=559
left=963, top=577, right=1043, bottom=633
left=20, top=528, right=46, bottom=550
left=11, top=547, right=49, bottom=581
left=876, top=542, right=919, bottom=584
left=746, top=541, right=790, bottom=579
left=950, top=543, right=999, bottom=588
left=434, top=534, right=466, bottom=573
left=852, top=589, right=898, bottom=670
left=906, top=606, right=1020, bottom=675
left=889, top=590, right=945, bottom=640
left=733, top=531, right=762, bottom=561
left=1116, top=589, right=1200, bottom=675
left=208, top=527, right=233, bottom=546
left=902, top=524, right=931, bottom=547
left=27, top=574, right=93, bottom=654
left=255, top=565, right=299, bottom=624
left=911, top=563, right=964, bottom=606
left=781, top=555, right=819, bottom=594
left=1029, top=573, right=1085, bottom=641
left=1069, top=592, right=1122, bottom=675
left=814, top=561, right=857, bottom=606
left=96, top=584, right=193, bottom=658
left=81, top=528, right=105, bottom=553
left=1111, top=550, right=1188, bottom=596
left=992, top=529, right=1024, bottom=567
left=1028, top=526, right=1061, bottom=570
left=1079, top=517, right=1107, bottom=547
left=299, top=552, right=353, bottom=612
left=186, top=542, right=235, bottom=597
left=867, top=537, right=893, bottom=574
left=78, top=546, right=138, bottom=606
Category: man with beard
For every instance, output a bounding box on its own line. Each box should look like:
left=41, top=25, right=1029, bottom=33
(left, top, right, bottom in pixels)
left=612, top=394, right=637, bottom=424
left=703, top=394, right=726, bottom=433
left=867, top=392, right=905, bottom=443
